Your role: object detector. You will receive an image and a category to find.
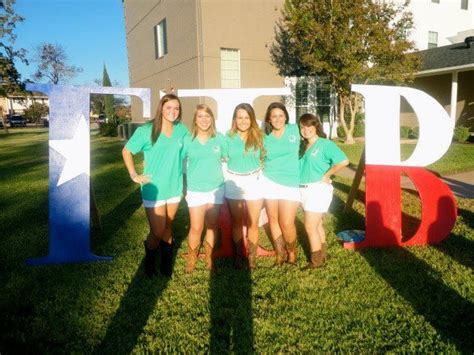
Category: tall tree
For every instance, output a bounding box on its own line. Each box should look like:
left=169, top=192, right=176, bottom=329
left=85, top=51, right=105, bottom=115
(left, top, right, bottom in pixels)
left=32, top=42, right=82, bottom=84
left=271, top=0, right=420, bottom=143
left=102, top=64, right=115, bottom=125
left=0, top=0, right=27, bottom=132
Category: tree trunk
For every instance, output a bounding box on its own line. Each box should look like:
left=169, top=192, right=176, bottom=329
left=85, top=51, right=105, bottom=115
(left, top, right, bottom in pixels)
left=339, top=95, right=355, bottom=144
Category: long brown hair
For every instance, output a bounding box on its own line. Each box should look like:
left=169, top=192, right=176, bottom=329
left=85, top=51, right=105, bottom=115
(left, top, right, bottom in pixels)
left=264, top=102, right=289, bottom=135
left=151, top=94, right=182, bottom=144
left=299, top=113, right=327, bottom=158
left=191, top=104, right=216, bottom=139
left=230, top=103, right=264, bottom=154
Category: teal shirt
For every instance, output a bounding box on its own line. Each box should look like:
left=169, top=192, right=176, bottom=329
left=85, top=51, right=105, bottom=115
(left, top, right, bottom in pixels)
left=225, top=132, right=262, bottom=173
left=299, top=138, right=348, bottom=184
left=125, top=122, right=189, bottom=200
left=263, top=124, right=300, bottom=187
left=183, top=132, right=226, bottom=192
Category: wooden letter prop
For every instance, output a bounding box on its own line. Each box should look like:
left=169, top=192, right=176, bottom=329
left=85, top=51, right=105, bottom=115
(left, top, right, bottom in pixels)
left=345, top=85, right=457, bottom=248
left=26, top=84, right=150, bottom=265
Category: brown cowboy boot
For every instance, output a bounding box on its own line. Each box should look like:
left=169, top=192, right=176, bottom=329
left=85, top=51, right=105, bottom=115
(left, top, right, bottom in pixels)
left=248, top=240, right=258, bottom=270
left=273, top=235, right=288, bottom=266
left=321, top=242, right=327, bottom=261
left=205, top=241, right=215, bottom=271
left=302, top=250, right=324, bottom=270
left=233, top=238, right=246, bottom=269
left=286, top=239, right=298, bottom=264
left=185, top=243, right=199, bottom=274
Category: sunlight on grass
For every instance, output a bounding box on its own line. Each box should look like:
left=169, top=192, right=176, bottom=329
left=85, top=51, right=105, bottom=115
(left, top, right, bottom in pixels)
left=1, top=129, right=473, bottom=352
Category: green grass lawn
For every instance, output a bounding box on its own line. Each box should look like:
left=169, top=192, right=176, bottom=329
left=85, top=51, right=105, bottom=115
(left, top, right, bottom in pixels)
left=1, top=128, right=473, bottom=353
left=337, top=140, right=474, bottom=175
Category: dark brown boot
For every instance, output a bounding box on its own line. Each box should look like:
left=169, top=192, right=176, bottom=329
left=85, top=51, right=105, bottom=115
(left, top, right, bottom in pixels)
left=321, top=242, right=327, bottom=261
left=159, top=239, right=174, bottom=277
left=205, top=242, right=215, bottom=271
left=185, top=243, right=199, bottom=274
left=143, top=241, right=158, bottom=278
left=248, top=240, right=258, bottom=270
left=302, top=250, right=324, bottom=270
left=286, top=240, right=298, bottom=264
left=273, top=235, right=287, bottom=266
left=233, top=238, right=246, bottom=269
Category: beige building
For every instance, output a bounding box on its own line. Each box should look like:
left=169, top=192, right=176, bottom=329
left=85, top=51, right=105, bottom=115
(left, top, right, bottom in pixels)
left=0, top=92, right=49, bottom=117
left=123, top=0, right=288, bottom=126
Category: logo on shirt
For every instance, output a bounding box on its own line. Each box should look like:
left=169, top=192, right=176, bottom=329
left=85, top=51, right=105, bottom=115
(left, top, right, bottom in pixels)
left=288, top=134, right=297, bottom=143
left=213, top=145, right=221, bottom=153
left=311, top=148, right=319, bottom=157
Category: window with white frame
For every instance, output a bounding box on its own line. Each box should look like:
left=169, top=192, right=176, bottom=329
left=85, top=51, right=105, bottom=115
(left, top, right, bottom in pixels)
left=295, top=81, right=309, bottom=120
left=220, top=48, right=240, bottom=88
left=154, top=19, right=168, bottom=59
left=428, top=31, right=438, bottom=49
left=461, top=0, right=468, bottom=10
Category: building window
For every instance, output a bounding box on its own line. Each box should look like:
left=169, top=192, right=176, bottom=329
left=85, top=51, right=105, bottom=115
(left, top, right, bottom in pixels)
left=221, top=48, right=240, bottom=88
left=295, top=81, right=309, bottom=120
left=461, top=0, right=468, bottom=10
left=431, top=0, right=439, bottom=3
left=154, top=19, right=168, bottom=59
left=428, top=31, right=438, bottom=49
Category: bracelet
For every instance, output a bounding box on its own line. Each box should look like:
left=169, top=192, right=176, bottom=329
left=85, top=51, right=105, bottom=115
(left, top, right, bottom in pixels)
left=130, top=172, right=138, bottom=180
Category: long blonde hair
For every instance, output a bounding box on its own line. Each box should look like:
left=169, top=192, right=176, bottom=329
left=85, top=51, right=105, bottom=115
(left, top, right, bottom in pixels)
left=229, top=103, right=264, bottom=154
left=192, top=104, right=216, bottom=139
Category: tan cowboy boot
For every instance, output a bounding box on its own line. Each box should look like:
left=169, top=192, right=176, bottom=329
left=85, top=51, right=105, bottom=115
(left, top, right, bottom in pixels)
left=302, top=250, right=324, bottom=270
left=185, top=243, right=199, bottom=274
left=273, top=235, right=288, bottom=266
left=286, top=239, right=298, bottom=264
left=205, top=241, right=215, bottom=271
left=248, top=240, right=258, bottom=270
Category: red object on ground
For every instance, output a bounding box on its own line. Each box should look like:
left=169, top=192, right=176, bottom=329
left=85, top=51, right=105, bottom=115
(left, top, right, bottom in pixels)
left=345, top=165, right=457, bottom=249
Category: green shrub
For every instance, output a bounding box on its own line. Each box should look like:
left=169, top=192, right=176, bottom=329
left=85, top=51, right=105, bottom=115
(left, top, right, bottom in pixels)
left=336, top=122, right=364, bottom=138
left=99, top=122, right=118, bottom=137
left=337, top=125, right=346, bottom=138
left=353, top=122, right=365, bottom=137
left=453, top=126, right=470, bottom=142
left=400, top=126, right=411, bottom=139
left=409, top=126, right=419, bottom=139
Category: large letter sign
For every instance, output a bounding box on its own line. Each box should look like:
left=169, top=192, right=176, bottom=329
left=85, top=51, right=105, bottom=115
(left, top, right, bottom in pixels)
left=346, top=85, right=457, bottom=248
left=26, top=84, right=151, bottom=265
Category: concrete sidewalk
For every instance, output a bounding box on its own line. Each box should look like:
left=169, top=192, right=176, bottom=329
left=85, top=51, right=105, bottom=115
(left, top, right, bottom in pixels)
left=336, top=166, right=474, bottom=199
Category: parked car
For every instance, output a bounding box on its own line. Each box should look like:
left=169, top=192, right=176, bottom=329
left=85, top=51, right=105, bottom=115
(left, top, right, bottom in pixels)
left=9, top=114, right=27, bottom=127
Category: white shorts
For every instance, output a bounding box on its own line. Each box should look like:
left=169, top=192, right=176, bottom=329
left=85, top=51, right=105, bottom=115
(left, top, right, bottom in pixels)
left=143, top=195, right=181, bottom=208
left=186, top=185, right=225, bottom=208
left=300, top=181, right=334, bottom=213
left=224, top=169, right=263, bottom=200
left=261, top=174, right=300, bottom=202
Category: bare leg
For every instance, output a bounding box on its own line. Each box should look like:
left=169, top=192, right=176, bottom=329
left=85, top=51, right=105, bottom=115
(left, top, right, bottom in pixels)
left=227, top=199, right=244, bottom=243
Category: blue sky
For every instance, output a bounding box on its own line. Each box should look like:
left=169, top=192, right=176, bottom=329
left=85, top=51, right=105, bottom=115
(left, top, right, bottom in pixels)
left=14, top=0, right=129, bottom=87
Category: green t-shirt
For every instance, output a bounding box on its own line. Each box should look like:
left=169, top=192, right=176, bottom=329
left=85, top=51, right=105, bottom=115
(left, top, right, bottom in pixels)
left=225, top=132, right=262, bottom=173
left=183, top=132, right=226, bottom=192
left=125, top=122, right=189, bottom=200
left=263, top=124, right=300, bottom=187
left=299, top=138, right=348, bottom=184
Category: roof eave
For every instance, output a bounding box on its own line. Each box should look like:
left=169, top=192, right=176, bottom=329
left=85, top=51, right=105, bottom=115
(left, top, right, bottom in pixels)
left=416, top=63, right=474, bottom=77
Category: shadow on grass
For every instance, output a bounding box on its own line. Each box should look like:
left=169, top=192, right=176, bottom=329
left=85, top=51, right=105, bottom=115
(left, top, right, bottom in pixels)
left=332, top=189, right=474, bottom=353
left=209, top=260, right=254, bottom=353
left=435, top=233, right=474, bottom=270
left=96, top=203, right=188, bottom=353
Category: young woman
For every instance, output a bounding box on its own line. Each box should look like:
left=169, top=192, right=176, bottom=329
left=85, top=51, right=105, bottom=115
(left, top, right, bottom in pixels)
left=262, top=102, right=301, bottom=266
left=225, top=103, right=265, bottom=269
left=299, top=113, right=348, bottom=268
left=183, top=104, right=227, bottom=273
left=122, top=94, right=189, bottom=278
